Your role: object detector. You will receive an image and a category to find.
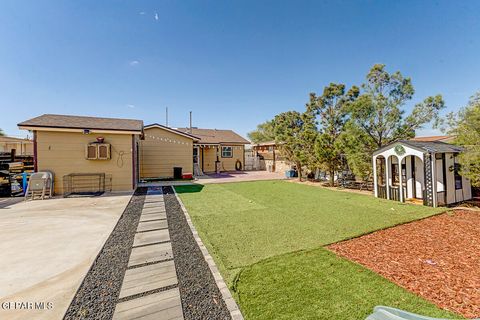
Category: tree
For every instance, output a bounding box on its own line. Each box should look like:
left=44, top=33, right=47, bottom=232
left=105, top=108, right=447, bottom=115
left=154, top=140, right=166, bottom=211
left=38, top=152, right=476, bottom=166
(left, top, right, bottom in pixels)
left=308, top=84, right=359, bottom=186
left=344, top=64, right=445, bottom=178
left=0, top=128, right=4, bottom=136
left=445, top=92, right=480, bottom=186
left=247, top=120, right=275, bottom=144
left=272, top=111, right=317, bottom=180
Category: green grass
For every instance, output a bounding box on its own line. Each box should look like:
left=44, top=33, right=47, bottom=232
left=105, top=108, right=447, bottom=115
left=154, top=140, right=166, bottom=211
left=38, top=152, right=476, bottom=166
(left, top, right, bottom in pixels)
left=176, top=180, right=457, bottom=319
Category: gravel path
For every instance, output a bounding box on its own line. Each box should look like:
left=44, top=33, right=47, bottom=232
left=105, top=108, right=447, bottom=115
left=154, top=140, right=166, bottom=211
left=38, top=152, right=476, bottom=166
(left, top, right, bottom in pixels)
left=63, top=188, right=146, bottom=320
left=328, top=210, right=480, bottom=318
left=162, top=186, right=232, bottom=320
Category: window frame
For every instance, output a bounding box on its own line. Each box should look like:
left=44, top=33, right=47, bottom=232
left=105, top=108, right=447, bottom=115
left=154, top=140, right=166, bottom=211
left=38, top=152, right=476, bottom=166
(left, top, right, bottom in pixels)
left=221, top=146, right=233, bottom=158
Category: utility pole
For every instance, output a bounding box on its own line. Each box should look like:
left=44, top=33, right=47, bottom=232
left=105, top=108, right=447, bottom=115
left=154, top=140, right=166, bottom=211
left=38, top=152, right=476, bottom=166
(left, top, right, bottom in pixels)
left=165, top=107, right=169, bottom=127
left=189, top=111, right=192, bottom=133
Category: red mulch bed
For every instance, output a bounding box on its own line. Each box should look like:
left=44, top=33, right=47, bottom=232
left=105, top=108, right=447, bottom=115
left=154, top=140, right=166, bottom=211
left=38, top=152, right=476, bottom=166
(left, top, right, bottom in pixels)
left=328, top=210, right=480, bottom=319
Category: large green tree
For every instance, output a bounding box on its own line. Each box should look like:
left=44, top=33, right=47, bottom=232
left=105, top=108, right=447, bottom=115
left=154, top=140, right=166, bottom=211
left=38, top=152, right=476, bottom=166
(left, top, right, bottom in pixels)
left=272, top=111, right=317, bottom=180
left=247, top=120, right=275, bottom=144
left=344, top=64, right=445, bottom=178
left=445, top=92, right=480, bottom=186
left=308, top=84, right=359, bottom=186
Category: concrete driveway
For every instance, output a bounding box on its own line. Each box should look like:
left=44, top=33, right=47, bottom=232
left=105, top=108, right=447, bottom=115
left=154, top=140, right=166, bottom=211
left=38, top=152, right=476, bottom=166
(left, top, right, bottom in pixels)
left=0, top=193, right=132, bottom=320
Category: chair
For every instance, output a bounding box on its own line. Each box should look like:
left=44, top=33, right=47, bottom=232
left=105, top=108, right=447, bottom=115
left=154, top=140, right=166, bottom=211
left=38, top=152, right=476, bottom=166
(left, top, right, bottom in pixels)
left=366, top=306, right=476, bottom=320
left=24, top=172, right=53, bottom=200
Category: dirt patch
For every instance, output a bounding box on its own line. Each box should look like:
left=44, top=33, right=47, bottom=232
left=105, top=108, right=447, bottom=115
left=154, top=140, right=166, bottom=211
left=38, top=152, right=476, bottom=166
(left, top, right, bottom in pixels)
left=328, top=210, right=480, bottom=319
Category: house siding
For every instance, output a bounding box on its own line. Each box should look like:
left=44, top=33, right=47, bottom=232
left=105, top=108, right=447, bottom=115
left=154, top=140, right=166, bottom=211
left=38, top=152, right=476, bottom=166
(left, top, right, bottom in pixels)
left=140, top=127, right=193, bottom=179
left=36, top=130, right=134, bottom=194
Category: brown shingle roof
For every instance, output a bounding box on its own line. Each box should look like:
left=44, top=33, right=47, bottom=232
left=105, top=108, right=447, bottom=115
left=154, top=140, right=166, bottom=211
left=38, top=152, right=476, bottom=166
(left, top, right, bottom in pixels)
left=144, top=123, right=199, bottom=140
left=18, top=114, right=143, bottom=133
left=176, top=128, right=250, bottom=144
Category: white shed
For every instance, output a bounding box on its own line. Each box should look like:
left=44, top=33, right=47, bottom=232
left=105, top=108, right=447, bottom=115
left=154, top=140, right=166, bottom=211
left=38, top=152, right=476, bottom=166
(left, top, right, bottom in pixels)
left=372, top=140, right=472, bottom=207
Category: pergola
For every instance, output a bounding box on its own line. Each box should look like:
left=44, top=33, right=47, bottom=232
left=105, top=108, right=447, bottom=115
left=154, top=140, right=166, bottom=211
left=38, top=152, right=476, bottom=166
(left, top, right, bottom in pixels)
left=372, top=140, right=472, bottom=207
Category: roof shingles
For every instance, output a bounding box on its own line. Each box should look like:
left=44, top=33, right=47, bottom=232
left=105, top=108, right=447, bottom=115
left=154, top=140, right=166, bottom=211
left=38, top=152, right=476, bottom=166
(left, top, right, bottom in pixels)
left=176, top=128, right=249, bottom=144
left=18, top=114, right=143, bottom=132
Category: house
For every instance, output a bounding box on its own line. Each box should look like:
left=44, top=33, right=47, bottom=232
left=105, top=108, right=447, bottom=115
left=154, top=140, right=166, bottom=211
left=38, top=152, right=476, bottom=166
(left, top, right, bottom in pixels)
left=176, top=127, right=250, bottom=174
left=372, top=140, right=472, bottom=207
left=18, top=114, right=143, bottom=194
left=17, top=114, right=250, bottom=194
left=140, top=123, right=198, bottom=179
left=0, top=136, right=33, bottom=155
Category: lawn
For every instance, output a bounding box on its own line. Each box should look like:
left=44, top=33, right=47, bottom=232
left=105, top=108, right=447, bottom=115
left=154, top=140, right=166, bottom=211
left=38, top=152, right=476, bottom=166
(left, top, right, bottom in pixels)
left=176, top=180, right=458, bottom=319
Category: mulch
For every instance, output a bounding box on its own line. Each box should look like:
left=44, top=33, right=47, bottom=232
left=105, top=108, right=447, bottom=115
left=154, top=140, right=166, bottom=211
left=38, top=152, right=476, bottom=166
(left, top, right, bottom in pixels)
left=162, top=186, right=232, bottom=320
left=328, top=210, right=480, bottom=319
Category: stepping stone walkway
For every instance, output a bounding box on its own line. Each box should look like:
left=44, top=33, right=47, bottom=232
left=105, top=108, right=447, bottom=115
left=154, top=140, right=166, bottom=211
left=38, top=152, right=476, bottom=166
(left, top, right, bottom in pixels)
left=113, top=188, right=184, bottom=320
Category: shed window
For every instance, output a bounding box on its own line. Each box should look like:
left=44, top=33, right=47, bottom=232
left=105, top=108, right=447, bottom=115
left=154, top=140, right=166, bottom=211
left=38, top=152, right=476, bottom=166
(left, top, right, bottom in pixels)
left=221, top=146, right=233, bottom=158
left=453, top=162, right=462, bottom=190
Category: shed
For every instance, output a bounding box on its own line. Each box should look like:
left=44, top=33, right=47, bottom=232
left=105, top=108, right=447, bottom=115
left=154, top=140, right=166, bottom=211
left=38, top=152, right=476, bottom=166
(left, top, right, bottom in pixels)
left=18, top=114, right=143, bottom=194
left=372, top=140, right=472, bottom=207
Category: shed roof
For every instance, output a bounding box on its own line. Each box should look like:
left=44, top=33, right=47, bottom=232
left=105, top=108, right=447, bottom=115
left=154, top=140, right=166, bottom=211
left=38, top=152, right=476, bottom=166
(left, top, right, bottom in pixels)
left=373, top=140, right=464, bottom=156
left=144, top=123, right=199, bottom=140
left=18, top=114, right=143, bottom=133
left=176, top=128, right=250, bottom=144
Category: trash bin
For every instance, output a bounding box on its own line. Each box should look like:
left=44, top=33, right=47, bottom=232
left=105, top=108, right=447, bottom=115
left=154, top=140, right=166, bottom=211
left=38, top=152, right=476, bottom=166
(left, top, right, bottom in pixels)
left=173, top=167, right=182, bottom=179
left=173, top=167, right=183, bottom=179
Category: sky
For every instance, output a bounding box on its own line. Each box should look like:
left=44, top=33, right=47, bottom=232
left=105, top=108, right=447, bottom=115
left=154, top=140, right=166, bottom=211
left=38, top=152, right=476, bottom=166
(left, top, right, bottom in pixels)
left=1, top=0, right=479, bottom=139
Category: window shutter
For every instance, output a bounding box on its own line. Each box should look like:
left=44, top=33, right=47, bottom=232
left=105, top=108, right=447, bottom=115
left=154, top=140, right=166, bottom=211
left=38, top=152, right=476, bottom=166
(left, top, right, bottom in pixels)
left=86, top=144, right=97, bottom=159
left=98, top=144, right=111, bottom=160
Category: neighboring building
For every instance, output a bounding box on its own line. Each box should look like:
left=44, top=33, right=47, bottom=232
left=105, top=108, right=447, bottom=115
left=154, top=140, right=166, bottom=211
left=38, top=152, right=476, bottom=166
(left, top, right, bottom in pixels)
left=0, top=136, right=33, bottom=155
left=373, top=140, right=472, bottom=207
left=176, top=127, right=250, bottom=173
left=140, top=124, right=198, bottom=179
left=18, top=114, right=143, bottom=194
left=410, top=135, right=454, bottom=143
left=251, top=141, right=291, bottom=173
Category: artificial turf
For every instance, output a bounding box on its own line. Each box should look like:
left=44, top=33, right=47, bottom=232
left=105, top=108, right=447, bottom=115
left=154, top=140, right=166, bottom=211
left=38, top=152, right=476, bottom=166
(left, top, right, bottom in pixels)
left=175, top=180, right=457, bottom=319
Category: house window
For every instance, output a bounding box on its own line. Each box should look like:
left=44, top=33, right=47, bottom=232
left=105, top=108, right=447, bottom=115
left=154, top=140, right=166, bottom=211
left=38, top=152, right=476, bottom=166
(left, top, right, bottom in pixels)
left=221, top=146, right=233, bottom=158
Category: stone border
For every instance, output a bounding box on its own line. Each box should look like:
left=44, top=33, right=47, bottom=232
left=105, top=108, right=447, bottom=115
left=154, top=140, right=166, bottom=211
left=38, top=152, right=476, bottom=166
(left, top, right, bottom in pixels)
left=172, top=188, right=244, bottom=320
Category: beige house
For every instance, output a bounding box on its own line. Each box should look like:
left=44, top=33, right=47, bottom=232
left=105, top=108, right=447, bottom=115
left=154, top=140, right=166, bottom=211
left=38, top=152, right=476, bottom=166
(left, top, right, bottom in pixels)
left=0, top=136, right=33, bottom=155
left=176, top=127, right=249, bottom=174
left=18, top=114, right=143, bottom=194
left=140, top=124, right=198, bottom=179
left=18, top=114, right=250, bottom=194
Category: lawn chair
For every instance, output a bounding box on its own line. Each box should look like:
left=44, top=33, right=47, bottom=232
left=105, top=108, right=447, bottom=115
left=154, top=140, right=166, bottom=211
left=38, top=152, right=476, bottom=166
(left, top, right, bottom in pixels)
left=24, top=172, right=53, bottom=200
left=366, top=306, right=476, bottom=320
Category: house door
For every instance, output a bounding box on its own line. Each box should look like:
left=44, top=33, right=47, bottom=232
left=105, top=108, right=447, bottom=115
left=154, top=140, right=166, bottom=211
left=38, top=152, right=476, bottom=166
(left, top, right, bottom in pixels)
left=193, top=147, right=199, bottom=164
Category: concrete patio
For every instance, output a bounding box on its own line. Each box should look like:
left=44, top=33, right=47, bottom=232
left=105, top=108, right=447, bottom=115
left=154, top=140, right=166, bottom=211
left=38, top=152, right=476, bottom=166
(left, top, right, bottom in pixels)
left=139, top=170, right=285, bottom=187
left=0, top=193, right=132, bottom=320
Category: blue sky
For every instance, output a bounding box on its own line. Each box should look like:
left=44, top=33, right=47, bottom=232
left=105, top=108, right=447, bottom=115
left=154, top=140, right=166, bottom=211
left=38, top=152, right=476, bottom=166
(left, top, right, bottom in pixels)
left=1, top=0, right=479, bottom=139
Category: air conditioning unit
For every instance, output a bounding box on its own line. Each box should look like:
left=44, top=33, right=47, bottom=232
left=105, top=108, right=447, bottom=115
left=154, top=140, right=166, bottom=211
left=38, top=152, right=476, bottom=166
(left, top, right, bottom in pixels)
left=85, top=143, right=111, bottom=160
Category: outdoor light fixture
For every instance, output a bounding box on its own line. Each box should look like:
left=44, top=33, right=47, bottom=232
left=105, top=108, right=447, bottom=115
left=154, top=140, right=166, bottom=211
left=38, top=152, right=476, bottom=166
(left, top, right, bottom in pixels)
left=83, top=129, right=91, bottom=134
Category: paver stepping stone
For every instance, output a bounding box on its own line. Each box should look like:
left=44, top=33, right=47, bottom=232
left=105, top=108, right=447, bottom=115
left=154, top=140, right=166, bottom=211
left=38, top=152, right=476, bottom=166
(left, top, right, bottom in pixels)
left=140, top=213, right=166, bottom=222
left=113, top=288, right=183, bottom=320
left=137, top=220, right=167, bottom=232
left=143, top=202, right=165, bottom=208
left=128, top=242, right=173, bottom=267
left=133, top=229, right=170, bottom=247
left=142, top=207, right=166, bottom=214
left=118, top=260, right=178, bottom=299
